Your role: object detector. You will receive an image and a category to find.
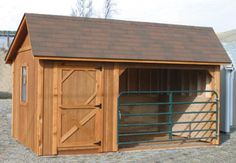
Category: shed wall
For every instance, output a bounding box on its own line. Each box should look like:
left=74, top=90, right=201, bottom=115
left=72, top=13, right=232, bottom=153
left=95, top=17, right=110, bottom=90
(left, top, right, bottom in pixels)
left=12, top=34, right=37, bottom=152
left=42, top=61, right=119, bottom=155
left=41, top=60, right=220, bottom=155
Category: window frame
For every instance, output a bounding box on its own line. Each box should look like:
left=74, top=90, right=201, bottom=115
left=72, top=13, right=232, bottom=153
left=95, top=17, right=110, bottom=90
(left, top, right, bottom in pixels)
left=20, top=64, right=28, bottom=105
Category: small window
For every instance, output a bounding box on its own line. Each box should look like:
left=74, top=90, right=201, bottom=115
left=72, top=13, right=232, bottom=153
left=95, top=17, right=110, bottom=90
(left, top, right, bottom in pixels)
left=21, top=66, right=27, bottom=103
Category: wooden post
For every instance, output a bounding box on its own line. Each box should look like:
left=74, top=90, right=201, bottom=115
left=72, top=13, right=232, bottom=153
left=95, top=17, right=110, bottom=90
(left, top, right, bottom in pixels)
left=213, top=66, right=221, bottom=145
left=36, top=59, right=44, bottom=155
left=112, top=63, right=119, bottom=151
left=52, top=62, right=58, bottom=154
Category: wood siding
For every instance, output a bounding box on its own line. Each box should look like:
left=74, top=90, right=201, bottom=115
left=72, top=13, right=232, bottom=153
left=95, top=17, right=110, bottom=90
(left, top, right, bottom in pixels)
left=42, top=61, right=54, bottom=155
left=42, top=62, right=119, bottom=154
left=12, top=34, right=38, bottom=153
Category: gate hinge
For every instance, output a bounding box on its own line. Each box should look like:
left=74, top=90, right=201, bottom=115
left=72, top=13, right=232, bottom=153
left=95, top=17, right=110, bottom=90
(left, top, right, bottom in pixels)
left=94, top=140, right=101, bottom=145
left=95, top=66, right=103, bottom=71
left=95, top=103, right=102, bottom=109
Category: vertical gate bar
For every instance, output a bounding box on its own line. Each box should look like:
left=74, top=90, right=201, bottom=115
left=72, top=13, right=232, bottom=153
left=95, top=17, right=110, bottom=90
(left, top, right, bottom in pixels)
left=117, top=96, right=120, bottom=146
left=168, top=92, right=173, bottom=140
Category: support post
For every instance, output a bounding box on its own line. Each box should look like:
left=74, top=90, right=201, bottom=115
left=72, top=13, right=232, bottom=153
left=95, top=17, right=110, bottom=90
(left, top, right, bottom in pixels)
left=52, top=62, right=58, bottom=154
left=36, top=59, right=44, bottom=155
left=112, top=63, right=119, bottom=151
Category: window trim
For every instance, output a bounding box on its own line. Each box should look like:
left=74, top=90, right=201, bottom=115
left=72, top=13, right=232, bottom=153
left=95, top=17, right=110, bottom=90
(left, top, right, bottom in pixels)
left=20, top=64, right=28, bottom=105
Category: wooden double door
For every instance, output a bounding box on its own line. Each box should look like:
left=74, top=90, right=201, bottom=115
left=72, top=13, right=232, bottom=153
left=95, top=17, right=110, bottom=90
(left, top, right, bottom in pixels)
left=57, top=64, right=103, bottom=152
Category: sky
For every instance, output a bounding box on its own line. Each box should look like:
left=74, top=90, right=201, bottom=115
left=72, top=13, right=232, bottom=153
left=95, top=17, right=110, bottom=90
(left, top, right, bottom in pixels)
left=0, top=0, right=236, bottom=32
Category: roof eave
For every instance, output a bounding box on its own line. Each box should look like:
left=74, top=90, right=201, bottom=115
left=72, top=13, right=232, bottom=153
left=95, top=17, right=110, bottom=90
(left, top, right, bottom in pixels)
left=5, top=15, right=28, bottom=64
left=34, top=56, right=231, bottom=66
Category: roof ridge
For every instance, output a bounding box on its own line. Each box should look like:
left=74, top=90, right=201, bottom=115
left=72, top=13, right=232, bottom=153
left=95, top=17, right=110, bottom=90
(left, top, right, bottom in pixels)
left=25, top=13, right=213, bottom=31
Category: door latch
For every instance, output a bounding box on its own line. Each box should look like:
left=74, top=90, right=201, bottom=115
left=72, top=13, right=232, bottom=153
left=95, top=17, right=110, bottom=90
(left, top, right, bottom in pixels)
left=94, top=103, right=102, bottom=109
left=94, top=140, right=101, bottom=145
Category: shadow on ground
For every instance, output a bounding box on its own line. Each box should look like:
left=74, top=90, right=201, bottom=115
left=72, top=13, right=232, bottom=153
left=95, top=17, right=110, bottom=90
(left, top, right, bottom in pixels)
left=0, top=91, right=11, bottom=99
left=221, top=128, right=236, bottom=145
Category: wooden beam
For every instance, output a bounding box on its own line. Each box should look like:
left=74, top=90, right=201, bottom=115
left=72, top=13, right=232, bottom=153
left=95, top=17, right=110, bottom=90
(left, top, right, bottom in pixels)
left=36, top=59, right=44, bottom=155
left=35, top=56, right=228, bottom=66
left=208, top=69, right=214, bottom=78
left=60, top=109, right=97, bottom=143
left=5, top=17, right=27, bottom=64
left=112, top=63, right=119, bottom=151
left=52, top=62, right=58, bottom=155
left=61, top=70, right=75, bottom=83
left=17, top=46, right=31, bottom=53
left=119, top=66, right=127, bottom=76
left=213, top=66, right=221, bottom=145
left=119, top=63, right=219, bottom=71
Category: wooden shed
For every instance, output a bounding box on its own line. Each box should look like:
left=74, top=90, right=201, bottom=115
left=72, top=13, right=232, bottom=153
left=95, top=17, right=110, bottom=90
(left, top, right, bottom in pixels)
left=5, top=13, right=231, bottom=156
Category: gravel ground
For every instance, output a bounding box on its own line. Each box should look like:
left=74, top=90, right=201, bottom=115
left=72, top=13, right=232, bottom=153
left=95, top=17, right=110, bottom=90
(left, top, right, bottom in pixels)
left=0, top=99, right=236, bottom=163
left=0, top=50, right=12, bottom=94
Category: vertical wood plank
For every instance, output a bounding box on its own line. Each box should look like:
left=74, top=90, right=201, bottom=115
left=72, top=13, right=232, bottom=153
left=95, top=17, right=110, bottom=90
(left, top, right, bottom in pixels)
left=197, top=71, right=201, bottom=95
left=95, top=67, right=104, bottom=152
left=167, top=69, right=170, bottom=91
left=52, top=62, right=58, bottom=154
left=42, top=61, right=54, bottom=155
left=138, top=69, right=141, bottom=91
left=112, top=63, right=119, bottom=151
left=57, top=64, right=62, bottom=150
left=181, top=70, right=185, bottom=95
left=127, top=68, right=130, bottom=91
left=205, top=70, right=213, bottom=97
left=36, top=59, right=44, bottom=155
left=103, top=65, right=111, bottom=151
left=213, top=66, right=221, bottom=145
left=189, top=71, right=194, bottom=96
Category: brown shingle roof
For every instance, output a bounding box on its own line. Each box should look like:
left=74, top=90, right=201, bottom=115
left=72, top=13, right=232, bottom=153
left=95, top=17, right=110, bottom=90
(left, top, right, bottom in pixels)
left=6, top=13, right=231, bottom=64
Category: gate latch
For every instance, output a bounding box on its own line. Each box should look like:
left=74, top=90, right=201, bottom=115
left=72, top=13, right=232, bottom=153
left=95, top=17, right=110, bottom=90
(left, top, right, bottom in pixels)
left=118, top=110, right=121, bottom=120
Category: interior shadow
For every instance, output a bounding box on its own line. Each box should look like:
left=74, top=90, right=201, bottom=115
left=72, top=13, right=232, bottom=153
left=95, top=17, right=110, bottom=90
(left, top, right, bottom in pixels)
left=118, top=68, right=218, bottom=149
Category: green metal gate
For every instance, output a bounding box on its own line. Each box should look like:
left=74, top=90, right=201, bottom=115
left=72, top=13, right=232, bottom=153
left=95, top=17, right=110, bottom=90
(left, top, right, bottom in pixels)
left=117, top=90, right=219, bottom=145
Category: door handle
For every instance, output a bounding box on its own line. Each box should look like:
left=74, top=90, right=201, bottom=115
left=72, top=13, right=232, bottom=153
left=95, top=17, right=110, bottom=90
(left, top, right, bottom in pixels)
left=94, top=103, right=102, bottom=109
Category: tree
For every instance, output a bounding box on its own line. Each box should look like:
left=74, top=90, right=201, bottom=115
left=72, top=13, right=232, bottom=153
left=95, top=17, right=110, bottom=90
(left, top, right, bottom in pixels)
left=71, top=0, right=93, bottom=17
left=104, top=0, right=116, bottom=19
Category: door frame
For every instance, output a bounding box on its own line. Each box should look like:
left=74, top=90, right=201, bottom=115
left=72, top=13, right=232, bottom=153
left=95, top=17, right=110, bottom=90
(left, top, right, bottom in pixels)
left=52, top=61, right=104, bottom=154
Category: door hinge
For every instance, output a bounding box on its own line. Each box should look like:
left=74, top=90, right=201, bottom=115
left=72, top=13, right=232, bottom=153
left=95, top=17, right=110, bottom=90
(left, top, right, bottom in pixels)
left=94, top=103, right=102, bottom=109
left=95, top=66, right=103, bottom=71
left=94, top=140, right=101, bottom=145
